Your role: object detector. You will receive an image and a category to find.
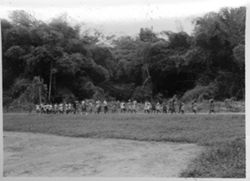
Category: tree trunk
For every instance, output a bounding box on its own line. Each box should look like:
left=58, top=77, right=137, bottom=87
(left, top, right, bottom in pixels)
left=48, top=61, right=53, bottom=102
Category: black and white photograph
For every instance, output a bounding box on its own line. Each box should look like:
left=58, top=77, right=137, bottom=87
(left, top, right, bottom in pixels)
left=0, top=0, right=248, bottom=178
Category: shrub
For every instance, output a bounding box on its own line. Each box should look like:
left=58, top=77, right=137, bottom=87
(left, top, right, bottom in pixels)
left=182, top=83, right=216, bottom=102
left=132, top=85, right=152, bottom=102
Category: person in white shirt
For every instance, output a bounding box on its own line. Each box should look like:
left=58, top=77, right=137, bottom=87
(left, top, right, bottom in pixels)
left=156, top=102, right=161, bottom=113
left=120, top=101, right=126, bottom=113
left=132, top=100, right=137, bottom=113
left=103, top=100, right=108, bottom=113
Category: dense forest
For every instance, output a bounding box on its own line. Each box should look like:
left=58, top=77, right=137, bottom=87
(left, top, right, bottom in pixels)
left=1, top=7, right=245, bottom=108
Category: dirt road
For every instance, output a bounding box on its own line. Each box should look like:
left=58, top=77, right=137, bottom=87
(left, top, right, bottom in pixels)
left=4, top=132, right=203, bottom=177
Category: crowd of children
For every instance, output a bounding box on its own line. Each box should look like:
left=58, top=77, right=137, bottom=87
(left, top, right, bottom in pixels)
left=35, top=98, right=216, bottom=114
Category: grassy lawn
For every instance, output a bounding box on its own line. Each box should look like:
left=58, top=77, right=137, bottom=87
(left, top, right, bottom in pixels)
left=3, top=113, right=245, bottom=177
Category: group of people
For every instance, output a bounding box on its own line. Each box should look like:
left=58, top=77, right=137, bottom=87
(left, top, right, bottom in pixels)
left=36, top=100, right=137, bottom=114
left=143, top=100, right=184, bottom=114
left=35, top=98, right=216, bottom=114
left=36, top=100, right=103, bottom=114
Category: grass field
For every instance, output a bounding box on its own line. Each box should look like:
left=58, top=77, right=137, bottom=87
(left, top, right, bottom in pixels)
left=3, top=113, right=245, bottom=177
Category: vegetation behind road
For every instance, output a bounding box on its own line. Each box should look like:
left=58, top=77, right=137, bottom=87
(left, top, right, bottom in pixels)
left=2, top=7, right=245, bottom=107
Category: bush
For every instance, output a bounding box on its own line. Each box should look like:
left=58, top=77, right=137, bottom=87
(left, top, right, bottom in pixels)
left=92, top=86, right=105, bottom=100
left=182, top=83, right=216, bottom=102
left=8, top=99, right=34, bottom=112
left=2, top=92, right=13, bottom=107
left=132, top=85, right=152, bottom=102
left=10, top=78, right=30, bottom=99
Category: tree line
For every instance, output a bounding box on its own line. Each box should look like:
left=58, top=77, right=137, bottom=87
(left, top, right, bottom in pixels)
left=1, top=7, right=245, bottom=108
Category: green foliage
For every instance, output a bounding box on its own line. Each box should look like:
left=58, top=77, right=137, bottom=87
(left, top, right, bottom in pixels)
left=132, top=85, right=152, bottom=101
left=233, top=44, right=245, bottom=67
left=2, top=91, right=13, bottom=108
left=9, top=10, right=38, bottom=27
left=90, top=46, right=116, bottom=77
left=182, top=83, right=217, bottom=102
left=10, top=78, right=31, bottom=99
left=164, top=31, right=191, bottom=49
left=10, top=77, right=47, bottom=104
left=5, top=76, right=47, bottom=112
left=139, top=27, right=158, bottom=42
left=2, top=7, right=246, bottom=106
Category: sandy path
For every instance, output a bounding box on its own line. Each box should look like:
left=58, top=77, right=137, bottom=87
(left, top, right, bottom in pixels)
left=4, top=132, right=203, bottom=177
